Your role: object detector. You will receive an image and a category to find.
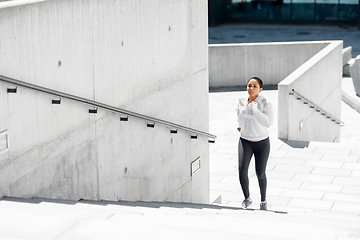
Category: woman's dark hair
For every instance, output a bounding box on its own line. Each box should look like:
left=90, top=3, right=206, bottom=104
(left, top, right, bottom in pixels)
left=247, top=77, right=263, bottom=88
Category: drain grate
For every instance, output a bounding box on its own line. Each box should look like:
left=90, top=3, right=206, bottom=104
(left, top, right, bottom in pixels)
left=209, top=37, right=224, bottom=40
left=297, top=32, right=311, bottom=35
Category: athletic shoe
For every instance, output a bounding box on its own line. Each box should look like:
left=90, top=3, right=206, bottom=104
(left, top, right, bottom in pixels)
left=242, top=198, right=252, bottom=209
left=260, top=201, right=267, bottom=210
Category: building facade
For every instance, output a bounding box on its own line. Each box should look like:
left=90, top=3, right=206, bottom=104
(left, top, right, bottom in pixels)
left=209, top=0, right=360, bottom=26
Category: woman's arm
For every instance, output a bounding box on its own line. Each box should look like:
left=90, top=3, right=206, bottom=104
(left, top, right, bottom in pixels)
left=236, top=100, right=244, bottom=130
left=250, top=100, right=274, bottom=128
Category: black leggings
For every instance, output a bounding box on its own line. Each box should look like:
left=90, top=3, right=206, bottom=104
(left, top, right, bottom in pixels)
left=238, top=137, right=270, bottom=202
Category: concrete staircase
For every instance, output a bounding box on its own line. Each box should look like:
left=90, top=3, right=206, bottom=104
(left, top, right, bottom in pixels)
left=1, top=86, right=359, bottom=240
left=208, top=87, right=360, bottom=240
left=1, top=197, right=359, bottom=240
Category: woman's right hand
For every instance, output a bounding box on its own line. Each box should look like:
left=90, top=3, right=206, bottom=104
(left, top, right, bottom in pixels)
left=237, top=127, right=241, bottom=132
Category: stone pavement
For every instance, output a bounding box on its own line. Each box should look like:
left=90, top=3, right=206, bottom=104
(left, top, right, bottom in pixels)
left=209, top=85, right=360, bottom=213
left=208, top=23, right=360, bottom=218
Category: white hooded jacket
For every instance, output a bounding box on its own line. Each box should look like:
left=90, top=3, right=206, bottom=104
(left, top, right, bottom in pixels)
left=236, top=94, right=274, bottom=141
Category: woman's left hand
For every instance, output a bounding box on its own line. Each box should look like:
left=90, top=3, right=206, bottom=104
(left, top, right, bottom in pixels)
left=249, top=101, right=258, bottom=111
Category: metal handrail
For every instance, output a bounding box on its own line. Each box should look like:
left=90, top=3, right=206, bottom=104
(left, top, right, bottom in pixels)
left=290, top=89, right=344, bottom=126
left=0, top=75, right=216, bottom=140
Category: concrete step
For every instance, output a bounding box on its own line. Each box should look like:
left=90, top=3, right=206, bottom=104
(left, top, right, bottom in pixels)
left=1, top=197, right=359, bottom=240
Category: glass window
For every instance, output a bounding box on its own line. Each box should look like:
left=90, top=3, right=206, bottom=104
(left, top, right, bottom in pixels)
left=268, top=0, right=292, bottom=19
left=230, top=0, right=270, bottom=20
left=315, top=0, right=339, bottom=20
left=339, top=0, right=358, bottom=3
left=223, top=0, right=357, bottom=22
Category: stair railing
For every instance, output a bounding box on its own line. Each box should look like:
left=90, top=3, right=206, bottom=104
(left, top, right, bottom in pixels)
left=0, top=75, right=216, bottom=142
left=289, top=89, right=344, bottom=126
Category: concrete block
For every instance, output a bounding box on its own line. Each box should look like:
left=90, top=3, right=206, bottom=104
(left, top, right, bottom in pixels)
left=0, top=0, right=210, bottom=204
left=342, top=46, right=352, bottom=67
left=278, top=41, right=343, bottom=143
left=342, top=45, right=352, bottom=76
left=343, top=58, right=355, bottom=76
left=349, top=55, right=360, bottom=97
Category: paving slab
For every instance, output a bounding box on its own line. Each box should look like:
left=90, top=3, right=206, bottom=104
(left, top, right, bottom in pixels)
left=300, top=181, right=344, bottom=193
left=311, top=167, right=352, bottom=177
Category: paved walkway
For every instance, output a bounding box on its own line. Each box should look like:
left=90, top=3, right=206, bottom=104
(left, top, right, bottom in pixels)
left=209, top=23, right=360, bottom=220
left=209, top=85, right=360, bottom=215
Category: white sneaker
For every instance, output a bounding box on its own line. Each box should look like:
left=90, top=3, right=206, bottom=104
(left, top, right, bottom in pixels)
left=242, top=198, right=252, bottom=209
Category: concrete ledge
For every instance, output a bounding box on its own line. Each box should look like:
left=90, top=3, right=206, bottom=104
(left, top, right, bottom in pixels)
left=349, top=55, right=360, bottom=96
left=342, top=90, right=360, bottom=113
left=342, top=46, right=352, bottom=67
left=343, top=58, right=355, bottom=77
left=342, top=46, right=352, bottom=77
left=278, top=40, right=343, bottom=142
left=0, top=0, right=46, bottom=9
left=342, top=77, right=360, bottom=113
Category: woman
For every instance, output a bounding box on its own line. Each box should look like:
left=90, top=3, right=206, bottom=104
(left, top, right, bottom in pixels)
left=236, top=77, right=274, bottom=210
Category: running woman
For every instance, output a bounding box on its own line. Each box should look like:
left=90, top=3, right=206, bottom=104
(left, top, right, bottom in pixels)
left=236, top=77, right=274, bottom=210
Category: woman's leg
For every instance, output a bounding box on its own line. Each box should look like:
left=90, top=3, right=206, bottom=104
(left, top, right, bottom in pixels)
left=238, top=138, right=254, bottom=199
left=253, top=137, right=270, bottom=202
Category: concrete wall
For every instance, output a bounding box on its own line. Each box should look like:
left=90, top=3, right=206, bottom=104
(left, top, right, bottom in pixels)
left=0, top=0, right=210, bottom=203
left=278, top=41, right=343, bottom=142
left=343, top=46, right=352, bottom=76
left=350, top=55, right=360, bottom=97
left=209, top=42, right=329, bottom=87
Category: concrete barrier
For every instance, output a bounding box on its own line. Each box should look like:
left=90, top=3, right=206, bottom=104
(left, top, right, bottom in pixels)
left=278, top=41, right=343, bottom=142
left=209, top=40, right=343, bottom=142
left=349, top=55, right=360, bottom=97
left=0, top=0, right=210, bottom=203
left=343, top=46, right=352, bottom=67
left=343, top=46, right=352, bottom=76
left=209, top=41, right=329, bottom=87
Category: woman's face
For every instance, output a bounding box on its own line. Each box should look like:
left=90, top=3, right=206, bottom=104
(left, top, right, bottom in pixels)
left=247, top=79, right=262, bottom=98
